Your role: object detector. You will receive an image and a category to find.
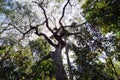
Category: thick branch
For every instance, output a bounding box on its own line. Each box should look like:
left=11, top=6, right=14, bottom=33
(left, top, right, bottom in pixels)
left=35, top=30, right=57, bottom=47
left=39, top=51, right=54, bottom=61
left=55, top=22, right=86, bottom=35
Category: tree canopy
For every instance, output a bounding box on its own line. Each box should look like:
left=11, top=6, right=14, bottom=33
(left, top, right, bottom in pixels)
left=0, top=0, right=120, bottom=80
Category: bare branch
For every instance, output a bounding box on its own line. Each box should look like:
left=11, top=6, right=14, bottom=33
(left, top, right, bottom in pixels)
left=33, top=1, right=54, bottom=34
left=9, top=23, right=24, bottom=34
left=0, top=22, right=11, bottom=34
left=0, top=27, right=9, bottom=34
left=59, top=0, right=70, bottom=27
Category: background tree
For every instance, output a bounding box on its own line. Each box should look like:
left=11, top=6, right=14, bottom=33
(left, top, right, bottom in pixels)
left=80, top=0, right=120, bottom=79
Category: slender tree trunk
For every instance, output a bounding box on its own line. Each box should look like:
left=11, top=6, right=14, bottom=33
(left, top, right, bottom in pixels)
left=65, top=44, right=73, bottom=80
left=52, top=45, right=68, bottom=80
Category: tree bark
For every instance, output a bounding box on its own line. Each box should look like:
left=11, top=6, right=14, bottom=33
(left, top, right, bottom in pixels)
left=52, top=45, right=68, bottom=80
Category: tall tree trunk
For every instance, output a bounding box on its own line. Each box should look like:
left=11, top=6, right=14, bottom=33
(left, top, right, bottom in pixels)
left=52, top=45, right=68, bottom=80
left=65, top=44, right=73, bottom=80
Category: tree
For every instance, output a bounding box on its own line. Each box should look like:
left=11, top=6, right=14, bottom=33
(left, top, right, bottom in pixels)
left=80, top=0, right=120, bottom=79
left=0, top=0, right=88, bottom=79
left=0, top=0, right=120, bottom=80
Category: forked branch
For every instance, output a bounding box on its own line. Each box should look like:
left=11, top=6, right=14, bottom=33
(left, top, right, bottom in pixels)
left=33, top=1, right=54, bottom=34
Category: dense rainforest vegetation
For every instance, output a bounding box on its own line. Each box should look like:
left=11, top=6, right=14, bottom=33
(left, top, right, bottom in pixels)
left=0, top=0, right=120, bottom=80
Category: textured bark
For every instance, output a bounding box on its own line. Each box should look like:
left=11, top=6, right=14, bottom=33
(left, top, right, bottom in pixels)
left=52, top=45, right=68, bottom=80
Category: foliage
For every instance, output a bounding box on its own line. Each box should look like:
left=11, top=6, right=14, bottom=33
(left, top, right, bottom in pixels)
left=31, top=59, right=55, bottom=80
left=29, top=38, right=50, bottom=57
left=71, top=27, right=109, bottom=79
left=29, top=38, right=55, bottom=80
left=0, top=38, right=55, bottom=80
left=71, top=0, right=120, bottom=79
left=82, top=0, right=120, bottom=33
left=0, top=45, right=33, bottom=80
left=0, top=0, right=14, bottom=15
